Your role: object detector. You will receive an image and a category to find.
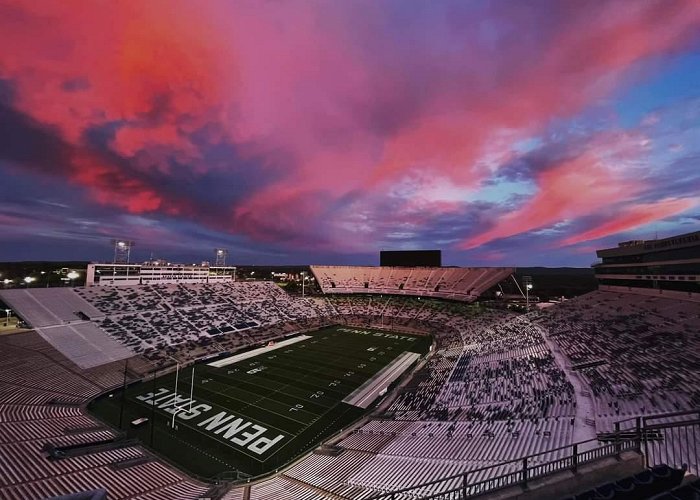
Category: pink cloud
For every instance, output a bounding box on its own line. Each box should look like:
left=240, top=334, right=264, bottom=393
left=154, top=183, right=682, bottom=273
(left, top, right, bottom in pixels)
left=1, top=0, right=230, bottom=156
left=460, top=132, right=648, bottom=249
left=560, top=198, right=698, bottom=247
left=1, top=0, right=699, bottom=252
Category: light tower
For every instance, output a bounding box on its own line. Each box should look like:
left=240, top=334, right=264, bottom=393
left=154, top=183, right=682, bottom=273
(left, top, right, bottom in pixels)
left=111, top=239, right=134, bottom=264
left=214, top=248, right=228, bottom=267
left=523, top=275, right=533, bottom=312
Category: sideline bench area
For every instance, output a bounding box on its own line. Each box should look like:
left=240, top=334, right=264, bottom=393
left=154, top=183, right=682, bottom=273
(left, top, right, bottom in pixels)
left=207, top=335, right=312, bottom=367
left=344, top=351, right=420, bottom=409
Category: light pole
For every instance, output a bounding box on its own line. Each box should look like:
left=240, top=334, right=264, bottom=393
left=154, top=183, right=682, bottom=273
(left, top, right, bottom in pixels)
left=523, top=275, right=533, bottom=312
left=4, top=309, right=10, bottom=327
left=233, top=266, right=236, bottom=282
left=301, top=271, right=306, bottom=297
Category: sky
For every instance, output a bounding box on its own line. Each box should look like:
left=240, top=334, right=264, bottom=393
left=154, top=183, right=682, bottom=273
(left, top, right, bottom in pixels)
left=1, top=0, right=699, bottom=266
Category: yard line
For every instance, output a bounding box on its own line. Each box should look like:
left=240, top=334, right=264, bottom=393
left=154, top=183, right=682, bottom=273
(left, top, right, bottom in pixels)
left=228, top=348, right=353, bottom=424
left=214, top=366, right=351, bottom=402
left=175, top=373, right=315, bottom=428
left=197, top=369, right=336, bottom=414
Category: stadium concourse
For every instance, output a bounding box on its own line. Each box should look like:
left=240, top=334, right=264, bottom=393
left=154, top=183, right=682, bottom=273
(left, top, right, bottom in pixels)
left=0, top=268, right=698, bottom=499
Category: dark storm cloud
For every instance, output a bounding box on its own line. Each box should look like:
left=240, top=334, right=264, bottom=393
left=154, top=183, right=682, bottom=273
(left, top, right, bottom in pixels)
left=0, top=79, right=72, bottom=173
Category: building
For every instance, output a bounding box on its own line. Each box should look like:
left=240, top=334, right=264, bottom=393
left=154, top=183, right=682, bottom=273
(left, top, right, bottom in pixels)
left=85, top=262, right=237, bottom=286
left=594, top=231, right=700, bottom=296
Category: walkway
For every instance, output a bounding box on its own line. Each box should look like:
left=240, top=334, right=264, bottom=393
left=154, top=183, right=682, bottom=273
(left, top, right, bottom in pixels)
left=536, top=323, right=598, bottom=445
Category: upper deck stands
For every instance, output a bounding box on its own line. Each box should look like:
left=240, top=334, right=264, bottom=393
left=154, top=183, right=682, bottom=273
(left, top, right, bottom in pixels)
left=1, top=282, right=326, bottom=369
left=310, top=266, right=513, bottom=302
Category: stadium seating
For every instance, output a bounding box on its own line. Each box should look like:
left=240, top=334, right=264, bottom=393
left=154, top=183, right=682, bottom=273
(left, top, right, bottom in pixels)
left=310, top=265, right=513, bottom=302
left=0, top=288, right=104, bottom=327
left=2, top=280, right=699, bottom=499
left=0, top=332, right=208, bottom=500
left=0, top=282, right=335, bottom=369
left=80, top=282, right=327, bottom=359
left=563, top=464, right=686, bottom=500
left=533, top=291, right=700, bottom=430
left=226, top=290, right=699, bottom=499
left=202, top=295, right=574, bottom=499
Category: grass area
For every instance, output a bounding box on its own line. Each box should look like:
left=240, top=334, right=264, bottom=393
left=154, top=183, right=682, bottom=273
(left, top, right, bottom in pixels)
left=89, top=325, right=430, bottom=480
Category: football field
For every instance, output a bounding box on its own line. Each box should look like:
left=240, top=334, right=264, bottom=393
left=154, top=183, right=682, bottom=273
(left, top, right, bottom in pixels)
left=89, top=325, right=430, bottom=479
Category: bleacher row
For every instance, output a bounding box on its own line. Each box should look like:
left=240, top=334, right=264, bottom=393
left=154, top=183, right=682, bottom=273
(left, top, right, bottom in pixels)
left=79, top=282, right=337, bottom=363
left=310, top=266, right=513, bottom=302
left=0, top=331, right=209, bottom=500
left=0, top=282, right=337, bottom=371
left=534, top=291, right=700, bottom=430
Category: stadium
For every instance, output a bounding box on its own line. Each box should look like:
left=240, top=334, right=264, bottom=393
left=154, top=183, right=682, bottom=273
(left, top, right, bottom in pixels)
left=0, top=235, right=698, bottom=500
left=2, top=2, right=700, bottom=499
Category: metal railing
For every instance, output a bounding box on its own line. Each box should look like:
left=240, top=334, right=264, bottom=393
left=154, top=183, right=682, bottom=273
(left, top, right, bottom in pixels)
left=366, top=437, right=638, bottom=500
left=366, top=408, right=700, bottom=500
left=640, top=410, right=700, bottom=477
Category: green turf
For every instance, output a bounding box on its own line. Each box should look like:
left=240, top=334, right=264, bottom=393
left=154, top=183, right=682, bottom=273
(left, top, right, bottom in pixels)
left=88, top=325, right=430, bottom=480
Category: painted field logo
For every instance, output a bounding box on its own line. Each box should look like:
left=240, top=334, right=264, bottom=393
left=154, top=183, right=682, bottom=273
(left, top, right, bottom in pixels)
left=136, top=388, right=285, bottom=455
left=337, top=327, right=414, bottom=341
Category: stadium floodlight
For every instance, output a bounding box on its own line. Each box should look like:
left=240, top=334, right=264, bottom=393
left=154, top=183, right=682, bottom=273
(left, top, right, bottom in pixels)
left=214, top=248, right=228, bottom=266
left=67, top=271, right=79, bottom=287
left=23, top=276, right=35, bottom=287
left=523, top=276, right=533, bottom=312
left=2, top=279, right=12, bottom=285
left=111, top=239, right=134, bottom=264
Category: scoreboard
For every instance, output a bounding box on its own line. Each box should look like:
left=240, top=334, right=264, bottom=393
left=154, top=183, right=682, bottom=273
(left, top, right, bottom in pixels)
left=380, top=250, right=441, bottom=267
